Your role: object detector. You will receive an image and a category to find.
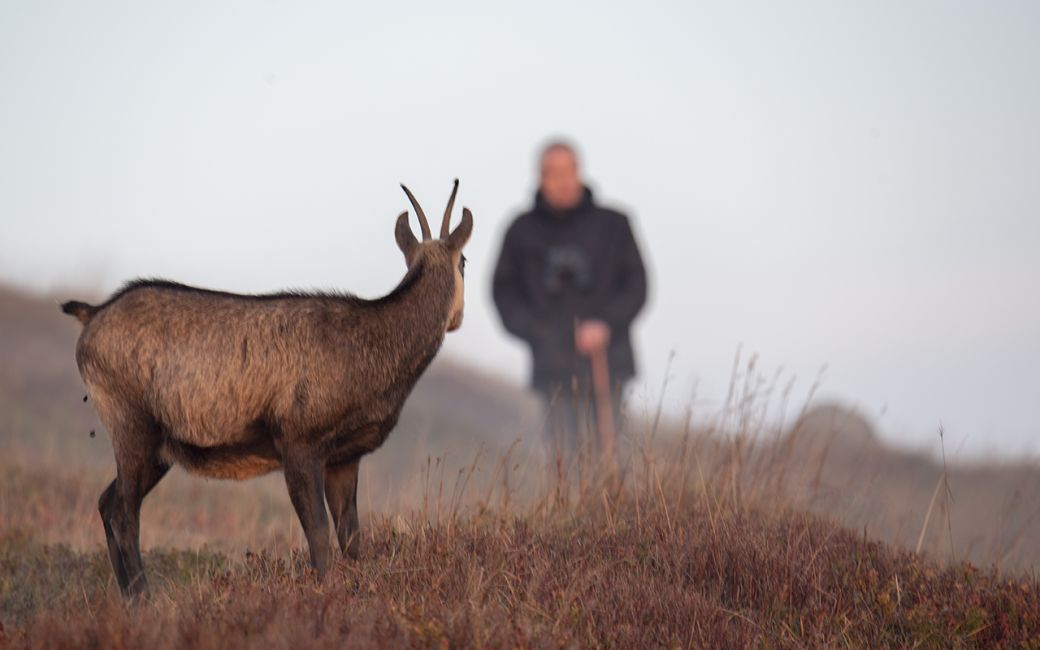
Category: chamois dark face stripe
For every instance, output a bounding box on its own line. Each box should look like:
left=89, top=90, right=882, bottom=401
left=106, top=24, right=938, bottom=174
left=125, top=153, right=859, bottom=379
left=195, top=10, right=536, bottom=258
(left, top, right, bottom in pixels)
left=459, top=254, right=467, bottom=278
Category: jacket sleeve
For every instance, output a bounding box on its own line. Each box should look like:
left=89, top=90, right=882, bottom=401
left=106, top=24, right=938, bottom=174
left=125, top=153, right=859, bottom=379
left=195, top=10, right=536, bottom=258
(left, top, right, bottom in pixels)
left=492, top=223, right=538, bottom=342
left=598, top=216, right=648, bottom=332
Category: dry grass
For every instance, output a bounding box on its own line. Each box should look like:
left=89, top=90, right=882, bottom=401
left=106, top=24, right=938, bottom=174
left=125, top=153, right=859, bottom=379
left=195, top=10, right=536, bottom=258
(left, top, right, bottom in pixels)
left=3, top=434, right=1040, bottom=648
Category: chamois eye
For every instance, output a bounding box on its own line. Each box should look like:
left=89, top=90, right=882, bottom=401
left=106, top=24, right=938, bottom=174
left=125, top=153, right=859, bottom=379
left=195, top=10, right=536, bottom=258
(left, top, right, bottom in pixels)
left=459, top=254, right=467, bottom=277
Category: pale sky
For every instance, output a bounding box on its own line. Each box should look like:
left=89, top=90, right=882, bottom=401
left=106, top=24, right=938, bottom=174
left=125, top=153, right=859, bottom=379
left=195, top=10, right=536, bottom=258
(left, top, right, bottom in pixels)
left=1, top=1, right=1037, bottom=458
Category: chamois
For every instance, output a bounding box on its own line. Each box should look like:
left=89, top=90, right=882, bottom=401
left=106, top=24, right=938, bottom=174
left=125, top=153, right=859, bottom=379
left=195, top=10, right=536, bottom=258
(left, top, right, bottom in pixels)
left=62, top=181, right=473, bottom=597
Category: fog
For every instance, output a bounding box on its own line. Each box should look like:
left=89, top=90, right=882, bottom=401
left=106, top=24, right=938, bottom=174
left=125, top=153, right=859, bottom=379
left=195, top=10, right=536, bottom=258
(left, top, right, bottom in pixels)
left=1, top=1, right=1037, bottom=457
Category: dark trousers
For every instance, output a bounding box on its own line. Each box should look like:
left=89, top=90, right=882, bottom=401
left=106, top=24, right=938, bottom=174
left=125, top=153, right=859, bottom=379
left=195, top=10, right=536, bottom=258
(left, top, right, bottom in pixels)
left=536, top=377, right=626, bottom=465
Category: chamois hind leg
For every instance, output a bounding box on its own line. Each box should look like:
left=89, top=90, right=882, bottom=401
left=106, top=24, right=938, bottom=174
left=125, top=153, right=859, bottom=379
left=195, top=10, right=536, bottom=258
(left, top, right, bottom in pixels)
left=98, top=479, right=130, bottom=589
left=99, top=458, right=169, bottom=597
left=94, top=398, right=168, bottom=597
left=325, top=459, right=361, bottom=559
left=283, top=447, right=332, bottom=578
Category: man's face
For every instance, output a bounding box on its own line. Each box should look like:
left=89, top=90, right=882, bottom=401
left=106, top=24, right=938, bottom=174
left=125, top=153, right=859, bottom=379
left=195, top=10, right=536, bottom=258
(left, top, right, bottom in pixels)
left=539, top=147, right=584, bottom=212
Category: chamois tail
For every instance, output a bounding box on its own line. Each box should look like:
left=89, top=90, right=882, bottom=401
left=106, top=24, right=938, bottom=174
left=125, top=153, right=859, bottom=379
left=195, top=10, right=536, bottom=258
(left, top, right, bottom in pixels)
left=60, top=300, right=99, bottom=326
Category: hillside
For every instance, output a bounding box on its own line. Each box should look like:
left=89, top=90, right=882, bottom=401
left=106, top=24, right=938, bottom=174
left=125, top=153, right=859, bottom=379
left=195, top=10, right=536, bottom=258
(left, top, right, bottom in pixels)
left=2, top=281, right=1039, bottom=570
left=3, top=484, right=1039, bottom=647
left=2, top=280, right=1040, bottom=646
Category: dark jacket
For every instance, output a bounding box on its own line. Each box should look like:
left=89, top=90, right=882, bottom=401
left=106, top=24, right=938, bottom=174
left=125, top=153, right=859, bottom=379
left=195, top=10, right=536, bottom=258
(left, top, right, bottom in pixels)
left=492, top=187, right=648, bottom=389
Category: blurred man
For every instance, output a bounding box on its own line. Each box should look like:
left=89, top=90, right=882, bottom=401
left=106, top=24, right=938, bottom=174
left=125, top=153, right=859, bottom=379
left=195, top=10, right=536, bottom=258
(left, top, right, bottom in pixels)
left=492, top=140, right=647, bottom=454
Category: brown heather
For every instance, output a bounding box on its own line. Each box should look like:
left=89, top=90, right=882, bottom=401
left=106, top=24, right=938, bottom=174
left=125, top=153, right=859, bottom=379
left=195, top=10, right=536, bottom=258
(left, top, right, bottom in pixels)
left=2, top=437, right=1040, bottom=649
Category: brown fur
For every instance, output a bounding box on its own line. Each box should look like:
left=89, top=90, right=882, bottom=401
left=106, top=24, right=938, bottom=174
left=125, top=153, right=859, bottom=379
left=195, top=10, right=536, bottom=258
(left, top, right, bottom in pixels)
left=63, top=182, right=473, bottom=596
left=77, top=254, right=454, bottom=470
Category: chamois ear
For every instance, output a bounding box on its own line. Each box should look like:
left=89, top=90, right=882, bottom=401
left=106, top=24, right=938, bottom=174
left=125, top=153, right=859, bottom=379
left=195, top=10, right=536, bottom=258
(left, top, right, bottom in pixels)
left=446, top=207, right=473, bottom=250
left=395, top=211, right=420, bottom=261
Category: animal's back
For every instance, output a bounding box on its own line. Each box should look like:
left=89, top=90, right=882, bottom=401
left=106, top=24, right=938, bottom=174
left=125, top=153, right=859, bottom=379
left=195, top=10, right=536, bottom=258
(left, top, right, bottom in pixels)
left=75, top=283, right=360, bottom=449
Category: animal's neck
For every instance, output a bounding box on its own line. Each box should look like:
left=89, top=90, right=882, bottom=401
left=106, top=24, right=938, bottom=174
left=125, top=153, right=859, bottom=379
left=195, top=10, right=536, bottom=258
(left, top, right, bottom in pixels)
left=364, top=260, right=454, bottom=377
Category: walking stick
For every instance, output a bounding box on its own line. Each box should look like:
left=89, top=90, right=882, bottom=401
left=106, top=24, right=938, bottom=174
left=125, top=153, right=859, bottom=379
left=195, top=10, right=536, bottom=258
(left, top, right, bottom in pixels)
left=589, top=345, right=618, bottom=475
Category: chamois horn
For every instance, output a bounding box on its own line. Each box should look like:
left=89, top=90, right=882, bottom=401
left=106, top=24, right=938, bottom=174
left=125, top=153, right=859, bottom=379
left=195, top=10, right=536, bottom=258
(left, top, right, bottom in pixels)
left=400, top=184, right=432, bottom=241
left=440, top=178, right=459, bottom=239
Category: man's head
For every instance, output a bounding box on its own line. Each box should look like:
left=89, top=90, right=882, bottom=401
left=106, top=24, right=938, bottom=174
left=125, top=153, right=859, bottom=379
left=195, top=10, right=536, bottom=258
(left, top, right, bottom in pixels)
left=539, top=140, right=584, bottom=212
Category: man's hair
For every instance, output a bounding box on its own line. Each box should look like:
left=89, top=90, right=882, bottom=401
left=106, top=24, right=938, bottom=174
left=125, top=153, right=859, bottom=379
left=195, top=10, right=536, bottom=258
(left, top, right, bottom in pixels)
left=539, top=138, right=581, bottom=170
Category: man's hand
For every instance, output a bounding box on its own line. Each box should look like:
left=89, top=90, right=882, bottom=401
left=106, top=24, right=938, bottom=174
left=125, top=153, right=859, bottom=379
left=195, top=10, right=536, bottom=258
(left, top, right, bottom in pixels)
left=575, top=319, right=611, bottom=356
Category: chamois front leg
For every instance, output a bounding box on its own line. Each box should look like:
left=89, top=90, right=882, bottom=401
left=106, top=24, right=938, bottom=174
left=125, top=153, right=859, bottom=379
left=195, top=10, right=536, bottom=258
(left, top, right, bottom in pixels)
left=325, top=459, right=361, bottom=559
left=282, top=448, right=332, bottom=578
